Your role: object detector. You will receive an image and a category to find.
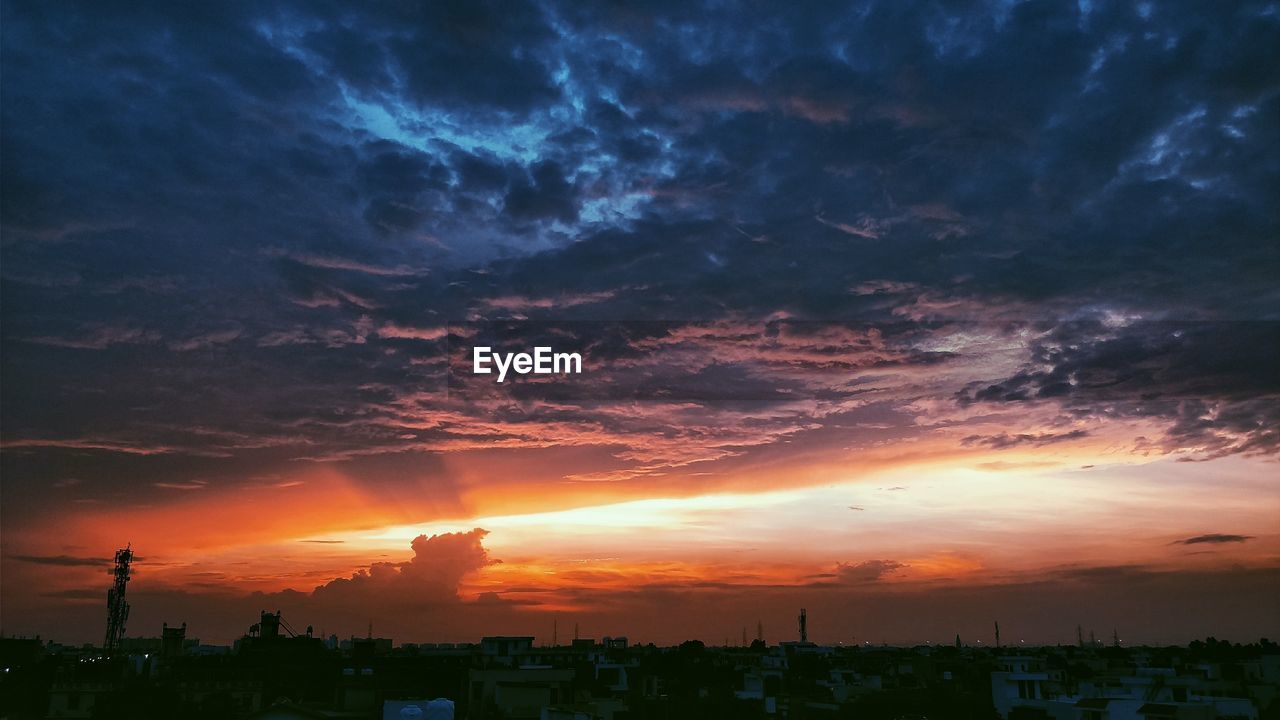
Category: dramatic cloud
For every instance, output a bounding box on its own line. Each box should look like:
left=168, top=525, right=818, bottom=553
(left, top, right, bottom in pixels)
left=311, top=529, right=496, bottom=607
left=957, top=321, right=1280, bottom=458
left=1, top=0, right=1276, bottom=645
left=835, top=560, right=907, bottom=584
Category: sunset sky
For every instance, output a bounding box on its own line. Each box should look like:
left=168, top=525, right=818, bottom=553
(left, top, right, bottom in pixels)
left=2, top=1, right=1277, bottom=647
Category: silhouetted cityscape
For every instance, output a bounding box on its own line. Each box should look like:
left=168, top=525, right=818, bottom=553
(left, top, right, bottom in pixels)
left=3, top=563, right=1279, bottom=720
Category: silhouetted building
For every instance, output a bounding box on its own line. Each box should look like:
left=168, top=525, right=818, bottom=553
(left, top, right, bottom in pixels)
left=161, top=622, right=187, bottom=660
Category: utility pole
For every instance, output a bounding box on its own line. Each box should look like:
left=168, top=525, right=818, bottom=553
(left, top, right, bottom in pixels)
left=994, top=621, right=1001, bottom=649
left=798, top=609, right=808, bottom=643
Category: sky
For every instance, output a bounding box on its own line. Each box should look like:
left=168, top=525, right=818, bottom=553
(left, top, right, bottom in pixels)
left=1, top=0, right=1278, bottom=647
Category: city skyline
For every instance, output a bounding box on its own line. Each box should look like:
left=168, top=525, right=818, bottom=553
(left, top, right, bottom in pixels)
left=2, top=1, right=1278, bottom=649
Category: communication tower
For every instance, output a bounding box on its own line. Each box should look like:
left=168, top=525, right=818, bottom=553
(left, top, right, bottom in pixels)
left=104, top=545, right=133, bottom=655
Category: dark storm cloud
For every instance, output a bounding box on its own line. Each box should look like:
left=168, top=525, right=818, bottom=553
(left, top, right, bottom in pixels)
left=961, top=429, right=1090, bottom=449
left=1174, top=533, right=1255, bottom=545
left=8, top=554, right=107, bottom=567
left=957, top=321, right=1280, bottom=458
left=1, top=0, right=1277, bottom=511
left=1051, top=564, right=1159, bottom=583
left=503, top=161, right=580, bottom=223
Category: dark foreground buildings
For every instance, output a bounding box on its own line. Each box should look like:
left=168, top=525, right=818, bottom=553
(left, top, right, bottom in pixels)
left=2, top=615, right=1278, bottom=719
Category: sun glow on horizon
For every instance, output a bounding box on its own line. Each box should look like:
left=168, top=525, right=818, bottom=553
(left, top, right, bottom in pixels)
left=295, top=452, right=1280, bottom=583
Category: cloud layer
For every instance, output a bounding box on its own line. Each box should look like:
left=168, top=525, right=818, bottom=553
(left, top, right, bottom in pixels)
left=2, top=0, right=1277, bottom=644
